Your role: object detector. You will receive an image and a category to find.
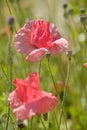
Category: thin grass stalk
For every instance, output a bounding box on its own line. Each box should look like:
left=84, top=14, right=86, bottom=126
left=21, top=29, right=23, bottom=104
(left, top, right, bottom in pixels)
left=82, top=24, right=87, bottom=61
left=39, top=116, right=47, bottom=130
left=46, top=54, right=58, bottom=94
left=6, top=31, right=13, bottom=130
left=17, top=1, right=25, bottom=21
left=39, top=61, right=41, bottom=75
left=29, top=117, right=33, bottom=130
left=21, top=55, right=27, bottom=76
left=53, top=111, right=59, bottom=130
left=46, top=55, right=59, bottom=130
left=62, top=111, right=68, bottom=130
left=58, top=58, right=71, bottom=130
left=1, top=112, right=17, bottom=130
left=1, top=64, right=9, bottom=81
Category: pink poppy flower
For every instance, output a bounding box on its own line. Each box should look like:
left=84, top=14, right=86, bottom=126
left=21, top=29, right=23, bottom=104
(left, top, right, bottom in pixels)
left=8, top=72, right=58, bottom=120
left=83, top=63, right=87, bottom=68
left=14, top=20, right=69, bottom=62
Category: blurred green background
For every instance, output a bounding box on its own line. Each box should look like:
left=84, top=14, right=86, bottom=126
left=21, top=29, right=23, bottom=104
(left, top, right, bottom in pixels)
left=0, top=0, right=87, bottom=130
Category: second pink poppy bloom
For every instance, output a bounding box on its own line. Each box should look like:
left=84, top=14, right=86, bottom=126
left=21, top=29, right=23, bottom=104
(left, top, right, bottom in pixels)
left=8, top=72, right=58, bottom=120
left=14, top=20, right=69, bottom=62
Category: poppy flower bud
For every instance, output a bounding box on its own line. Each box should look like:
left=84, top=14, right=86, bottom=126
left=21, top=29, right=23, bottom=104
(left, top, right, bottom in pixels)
left=7, top=16, right=15, bottom=25
left=80, top=8, right=86, bottom=14
left=63, top=3, right=68, bottom=9
left=66, top=50, right=72, bottom=60
left=46, top=52, right=51, bottom=60
left=18, top=120, right=24, bottom=129
left=7, top=16, right=15, bottom=32
left=80, top=14, right=87, bottom=24
left=63, top=3, right=68, bottom=18
left=80, top=8, right=87, bottom=24
left=68, top=9, right=74, bottom=15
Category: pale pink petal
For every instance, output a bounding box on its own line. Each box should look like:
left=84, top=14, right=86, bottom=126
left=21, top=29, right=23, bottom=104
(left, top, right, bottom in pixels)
left=8, top=91, right=23, bottom=109
left=48, top=38, right=69, bottom=55
left=13, top=105, right=36, bottom=120
left=36, top=92, right=58, bottom=114
left=26, top=48, right=48, bottom=62
left=83, top=63, right=87, bottom=68
left=13, top=94, right=57, bottom=120
left=14, top=31, right=35, bottom=54
left=24, top=20, right=35, bottom=30
left=50, top=24, right=61, bottom=41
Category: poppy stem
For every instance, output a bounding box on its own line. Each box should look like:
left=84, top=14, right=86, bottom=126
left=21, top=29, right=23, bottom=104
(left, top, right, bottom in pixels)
left=5, top=0, right=12, bottom=17
left=58, top=58, right=71, bottom=130
left=21, top=55, right=27, bottom=76
left=46, top=54, right=58, bottom=95
left=30, top=117, right=33, bottom=130
left=39, top=116, right=47, bottom=130
left=6, top=31, right=13, bottom=130
left=1, top=112, right=17, bottom=129
left=16, top=0, right=25, bottom=26
left=53, top=111, right=59, bottom=129
left=63, top=111, right=68, bottom=130
left=39, top=61, right=41, bottom=75
left=0, top=64, right=9, bottom=82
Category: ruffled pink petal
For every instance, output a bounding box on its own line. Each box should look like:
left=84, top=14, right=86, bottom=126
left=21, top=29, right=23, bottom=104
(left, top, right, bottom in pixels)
left=13, top=73, right=41, bottom=103
left=14, top=29, right=35, bottom=54
left=36, top=91, right=58, bottom=114
left=24, top=20, right=35, bottom=30
left=50, top=24, right=61, bottom=41
left=8, top=91, right=23, bottom=109
left=83, top=63, right=87, bottom=68
left=25, top=72, right=40, bottom=87
left=26, top=48, right=48, bottom=62
left=24, top=72, right=42, bottom=102
left=13, top=93, right=57, bottom=120
left=13, top=79, right=28, bottom=102
left=13, top=104, right=36, bottom=120
left=48, top=38, right=69, bottom=55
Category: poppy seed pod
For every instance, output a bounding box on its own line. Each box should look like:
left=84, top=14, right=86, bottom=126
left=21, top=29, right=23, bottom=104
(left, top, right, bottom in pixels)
left=80, top=14, right=87, bottom=24
left=7, top=16, right=15, bottom=25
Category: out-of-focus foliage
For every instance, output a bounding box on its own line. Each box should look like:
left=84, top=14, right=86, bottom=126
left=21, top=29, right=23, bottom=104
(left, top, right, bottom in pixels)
left=0, top=0, right=87, bottom=130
